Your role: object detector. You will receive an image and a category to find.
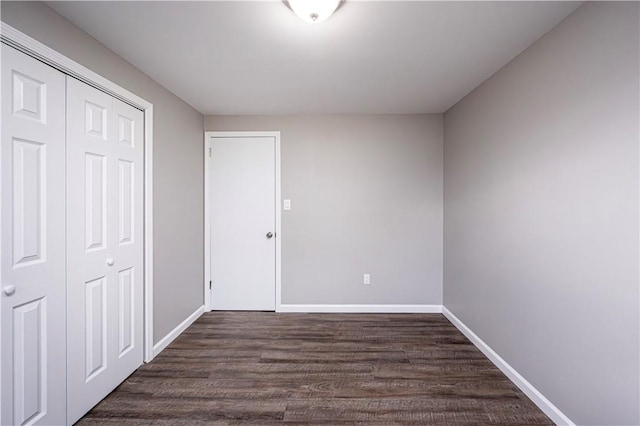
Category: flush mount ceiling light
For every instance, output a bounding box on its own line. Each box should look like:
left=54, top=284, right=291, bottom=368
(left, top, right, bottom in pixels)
left=283, top=0, right=345, bottom=24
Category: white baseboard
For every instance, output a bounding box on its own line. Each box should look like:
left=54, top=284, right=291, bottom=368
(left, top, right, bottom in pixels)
left=277, top=304, right=442, bottom=313
left=152, top=305, right=205, bottom=358
left=442, top=307, right=574, bottom=426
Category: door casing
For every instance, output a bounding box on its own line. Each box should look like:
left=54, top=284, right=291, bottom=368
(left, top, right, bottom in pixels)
left=0, top=22, right=156, bottom=371
left=204, top=131, right=282, bottom=312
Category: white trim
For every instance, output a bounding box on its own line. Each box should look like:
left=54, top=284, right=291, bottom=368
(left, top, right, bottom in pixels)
left=442, top=307, right=575, bottom=426
left=203, top=131, right=282, bottom=312
left=278, top=304, right=443, bottom=313
left=637, top=32, right=640, bottom=422
left=203, top=135, right=212, bottom=311
left=152, top=306, right=205, bottom=358
left=1, top=22, right=155, bottom=363
left=274, top=133, right=282, bottom=312
left=143, top=106, right=154, bottom=362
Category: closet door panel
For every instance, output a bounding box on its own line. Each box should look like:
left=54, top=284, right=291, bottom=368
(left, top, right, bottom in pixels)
left=112, top=99, right=143, bottom=379
left=66, top=80, right=113, bottom=426
left=66, top=77, right=143, bottom=424
left=1, top=45, right=67, bottom=426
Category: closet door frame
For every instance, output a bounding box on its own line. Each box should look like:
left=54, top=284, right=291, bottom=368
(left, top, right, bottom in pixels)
left=0, top=22, right=156, bottom=367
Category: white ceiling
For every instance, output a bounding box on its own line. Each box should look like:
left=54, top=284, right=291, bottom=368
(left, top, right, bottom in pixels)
left=47, top=1, right=581, bottom=115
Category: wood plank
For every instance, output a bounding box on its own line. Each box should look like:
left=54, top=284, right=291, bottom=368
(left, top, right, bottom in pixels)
left=77, top=312, right=553, bottom=425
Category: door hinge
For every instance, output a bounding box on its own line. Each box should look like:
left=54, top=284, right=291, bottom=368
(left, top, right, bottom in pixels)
left=209, top=280, right=212, bottom=290
left=209, top=147, right=212, bottom=157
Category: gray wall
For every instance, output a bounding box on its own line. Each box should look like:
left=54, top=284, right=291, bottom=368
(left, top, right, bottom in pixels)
left=1, top=1, right=205, bottom=343
left=206, top=115, right=443, bottom=305
left=443, top=2, right=639, bottom=425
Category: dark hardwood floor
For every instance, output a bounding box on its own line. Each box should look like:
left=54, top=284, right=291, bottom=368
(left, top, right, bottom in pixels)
left=78, top=312, right=553, bottom=425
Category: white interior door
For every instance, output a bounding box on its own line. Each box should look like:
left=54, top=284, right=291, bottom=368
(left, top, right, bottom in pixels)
left=66, top=77, right=144, bottom=424
left=1, top=44, right=67, bottom=425
left=210, top=136, right=276, bottom=311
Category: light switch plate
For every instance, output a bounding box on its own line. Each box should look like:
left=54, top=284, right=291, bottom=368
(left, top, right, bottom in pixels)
left=283, top=199, right=291, bottom=210
left=363, top=274, right=371, bottom=285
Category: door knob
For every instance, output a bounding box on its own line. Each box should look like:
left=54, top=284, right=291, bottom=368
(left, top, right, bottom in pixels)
left=3, top=285, right=16, bottom=296
left=106, top=258, right=115, bottom=266
left=266, top=232, right=274, bottom=239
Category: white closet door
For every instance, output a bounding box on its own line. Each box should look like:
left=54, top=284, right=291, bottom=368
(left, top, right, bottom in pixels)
left=66, top=77, right=144, bottom=424
left=1, top=45, right=67, bottom=425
